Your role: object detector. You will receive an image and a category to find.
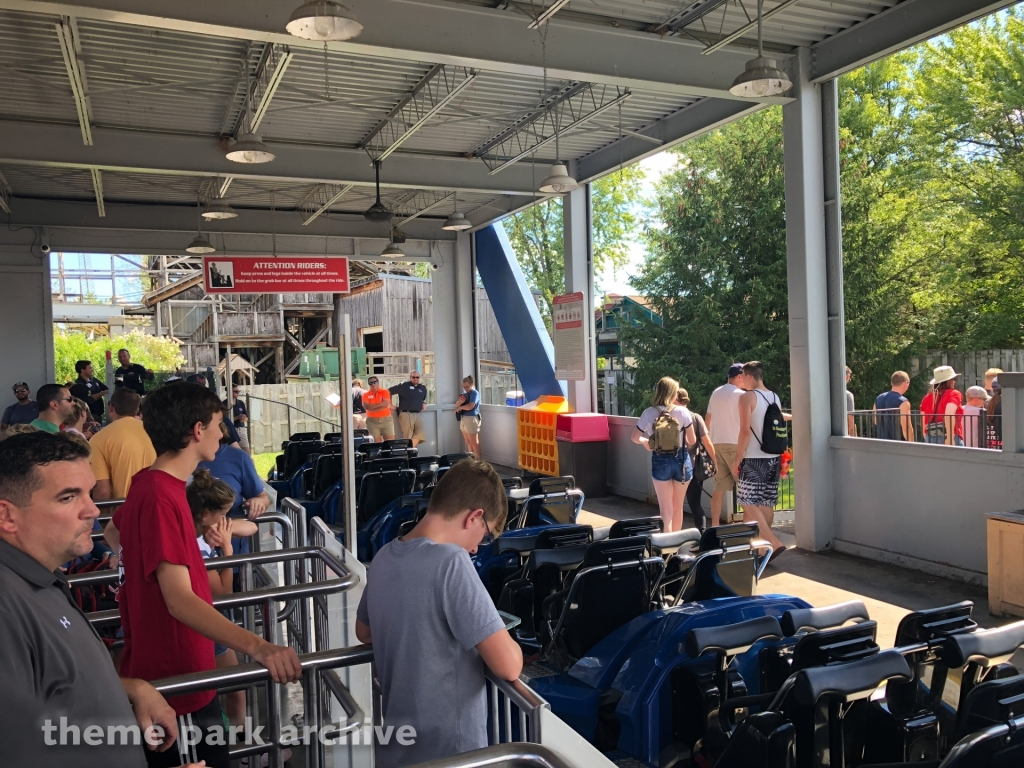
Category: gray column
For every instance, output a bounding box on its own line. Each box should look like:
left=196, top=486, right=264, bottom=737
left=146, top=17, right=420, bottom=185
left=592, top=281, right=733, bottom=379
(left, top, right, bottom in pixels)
left=562, top=178, right=597, bottom=412
left=432, top=237, right=472, bottom=454
left=0, top=246, right=54, bottom=386
left=998, top=372, right=1024, bottom=453
left=783, top=48, right=839, bottom=551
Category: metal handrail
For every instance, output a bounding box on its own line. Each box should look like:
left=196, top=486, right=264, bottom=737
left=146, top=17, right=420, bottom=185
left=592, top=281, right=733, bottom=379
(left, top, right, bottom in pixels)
left=404, top=743, right=575, bottom=768
left=664, top=539, right=774, bottom=607
left=486, top=669, right=549, bottom=747
left=246, top=392, right=342, bottom=431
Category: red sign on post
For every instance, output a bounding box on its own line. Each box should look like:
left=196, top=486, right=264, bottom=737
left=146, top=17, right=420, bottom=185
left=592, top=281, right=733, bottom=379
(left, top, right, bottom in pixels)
left=203, top=256, right=350, bottom=294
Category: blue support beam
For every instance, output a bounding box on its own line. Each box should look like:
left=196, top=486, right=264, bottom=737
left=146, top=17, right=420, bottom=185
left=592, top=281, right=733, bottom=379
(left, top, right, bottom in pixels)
left=474, top=223, right=562, bottom=401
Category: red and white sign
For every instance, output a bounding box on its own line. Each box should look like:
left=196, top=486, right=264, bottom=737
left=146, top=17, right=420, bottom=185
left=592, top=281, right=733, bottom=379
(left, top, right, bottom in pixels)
left=203, top=256, right=350, bottom=294
left=553, top=291, right=586, bottom=381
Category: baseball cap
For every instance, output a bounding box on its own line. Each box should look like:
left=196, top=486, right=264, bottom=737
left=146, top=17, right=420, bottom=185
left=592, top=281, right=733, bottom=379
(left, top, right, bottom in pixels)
left=728, top=364, right=744, bottom=379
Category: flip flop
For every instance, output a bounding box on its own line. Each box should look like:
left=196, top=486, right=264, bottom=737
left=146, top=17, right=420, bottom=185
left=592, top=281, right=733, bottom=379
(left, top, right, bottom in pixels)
left=768, top=545, right=787, bottom=564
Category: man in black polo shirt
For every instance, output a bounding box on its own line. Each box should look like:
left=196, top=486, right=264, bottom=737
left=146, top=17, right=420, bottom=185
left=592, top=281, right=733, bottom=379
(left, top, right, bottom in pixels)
left=114, top=349, right=153, bottom=397
left=389, top=370, right=428, bottom=447
left=70, top=360, right=109, bottom=423
left=0, top=431, right=193, bottom=768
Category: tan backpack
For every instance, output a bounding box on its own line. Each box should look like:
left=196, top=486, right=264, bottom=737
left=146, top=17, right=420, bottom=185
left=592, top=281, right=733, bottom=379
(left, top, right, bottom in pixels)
left=651, top=407, right=681, bottom=454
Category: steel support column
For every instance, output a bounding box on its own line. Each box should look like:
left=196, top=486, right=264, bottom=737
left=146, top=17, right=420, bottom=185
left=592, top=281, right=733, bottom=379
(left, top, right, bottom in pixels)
left=822, top=80, right=848, bottom=439
left=562, top=179, right=596, bottom=412
left=782, top=48, right=837, bottom=551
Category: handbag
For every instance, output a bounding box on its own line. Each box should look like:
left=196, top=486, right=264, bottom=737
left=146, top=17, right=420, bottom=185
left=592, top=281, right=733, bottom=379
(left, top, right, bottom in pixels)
left=691, top=417, right=717, bottom=482
left=924, top=390, right=949, bottom=441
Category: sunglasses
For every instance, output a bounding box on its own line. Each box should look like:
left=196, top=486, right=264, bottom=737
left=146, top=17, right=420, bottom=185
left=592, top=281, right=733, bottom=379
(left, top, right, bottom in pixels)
left=13, top=388, right=28, bottom=393
left=368, top=380, right=379, bottom=385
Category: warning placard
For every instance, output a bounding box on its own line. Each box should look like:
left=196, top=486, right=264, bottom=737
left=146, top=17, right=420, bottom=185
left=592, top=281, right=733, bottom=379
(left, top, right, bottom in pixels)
left=203, top=256, right=350, bottom=294
left=553, top=291, right=586, bottom=381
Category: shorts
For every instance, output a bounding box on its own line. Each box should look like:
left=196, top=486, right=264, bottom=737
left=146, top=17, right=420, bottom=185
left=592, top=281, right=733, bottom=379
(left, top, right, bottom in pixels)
left=144, top=697, right=230, bottom=768
left=398, top=411, right=426, bottom=441
left=713, top=443, right=738, bottom=491
left=460, top=414, right=482, bottom=435
left=235, top=429, right=250, bottom=452
left=366, top=415, right=394, bottom=440
left=215, top=642, right=230, bottom=657
left=651, top=449, right=692, bottom=484
left=737, top=457, right=781, bottom=508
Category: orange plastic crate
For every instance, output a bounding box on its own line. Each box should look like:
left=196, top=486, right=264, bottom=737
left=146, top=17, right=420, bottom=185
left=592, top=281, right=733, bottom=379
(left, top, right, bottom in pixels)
left=516, top=395, right=568, bottom=477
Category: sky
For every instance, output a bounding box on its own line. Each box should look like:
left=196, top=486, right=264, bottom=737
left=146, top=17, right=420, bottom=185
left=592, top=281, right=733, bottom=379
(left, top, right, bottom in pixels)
left=597, top=150, right=679, bottom=297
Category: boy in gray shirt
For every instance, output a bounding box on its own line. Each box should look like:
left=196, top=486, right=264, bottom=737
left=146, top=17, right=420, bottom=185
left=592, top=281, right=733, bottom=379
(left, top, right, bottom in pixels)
left=356, top=459, right=523, bottom=767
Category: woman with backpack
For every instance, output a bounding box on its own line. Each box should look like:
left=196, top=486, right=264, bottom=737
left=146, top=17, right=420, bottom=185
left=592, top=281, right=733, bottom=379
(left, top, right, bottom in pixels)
left=677, top=389, right=716, bottom=534
left=632, top=377, right=696, bottom=532
left=920, top=365, right=964, bottom=446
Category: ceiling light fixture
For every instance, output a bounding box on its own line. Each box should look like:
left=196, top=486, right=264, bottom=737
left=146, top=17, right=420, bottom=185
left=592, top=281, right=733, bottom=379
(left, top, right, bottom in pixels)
left=286, top=1, right=363, bottom=41
left=186, top=234, right=216, bottom=254
left=364, top=161, right=393, bottom=222
left=381, top=239, right=404, bottom=257
left=728, top=0, right=792, bottom=98
left=202, top=199, right=238, bottom=220
left=226, top=133, right=275, bottom=164
left=442, top=193, right=472, bottom=231
left=539, top=161, right=578, bottom=194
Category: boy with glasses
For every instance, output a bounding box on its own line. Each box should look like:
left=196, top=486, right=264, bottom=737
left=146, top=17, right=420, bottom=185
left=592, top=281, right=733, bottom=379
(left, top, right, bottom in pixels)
left=1, top=382, right=38, bottom=431
left=355, top=459, right=522, bottom=767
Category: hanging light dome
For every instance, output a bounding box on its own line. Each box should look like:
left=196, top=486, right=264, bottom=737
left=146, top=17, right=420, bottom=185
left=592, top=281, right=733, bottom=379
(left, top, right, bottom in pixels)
left=442, top=211, right=471, bottom=231
left=539, top=162, right=578, bottom=194
left=202, top=199, right=238, bottom=220
left=286, top=1, right=363, bottom=41
left=729, top=56, right=791, bottom=98
left=225, top=133, right=275, bottom=164
left=381, top=241, right=404, bottom=257
left=364, top=161, right=393, bottom=222
left=186, top=234, right=215, bottom=254
left=728, top=0, right=791, bottom=98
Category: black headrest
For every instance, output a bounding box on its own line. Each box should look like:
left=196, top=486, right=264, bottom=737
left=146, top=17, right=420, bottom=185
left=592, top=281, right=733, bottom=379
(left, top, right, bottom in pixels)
left=439, top=453, right=471, bottom=467
left=894, top=601, right=976, bottom=646
left=686, top=615, right=783, bottom=659
left=382, top=439, right=412, bottom=450
left=353, top=428, right=369, bottom=437
left=410, top=455, right=441, bottom=470
left=324, top=432, right=343, bottom=443
left=364, top=457, right=409, bottom=473
left=290, top=431, right=321, bottom=442
left=502, top=476, right=524, bottom=490
left=357, top=442, right=381, bottom=455
left=420, top=485, right=434, bottom=501
left=534, top=525, right=592, bottom=550
left=957, top=673, right=1024, bottom=740
left=583, top=535, right=649, bottom=567
left=943, top=621, right=1024, bottom=669
left=529, top=476, right=575, bottom=496
left=317, top=443, right=346, bottom=456
left=791, top=621, right=879, bottom=671
left=782, top=600, right=870, bottom=636
left=528, top=544, right=589, bottom=572
left=496, top=533, right=539, bottom=556
left=609, top=517, right=662, bottom=539
left=793, top=651, right=911, bottom=707
left=699, top=522, right=759, bottom=551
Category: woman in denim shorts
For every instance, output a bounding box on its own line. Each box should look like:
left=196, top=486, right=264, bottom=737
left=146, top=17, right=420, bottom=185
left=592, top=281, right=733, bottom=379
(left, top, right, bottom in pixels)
left=631, top=377, right=697, bottom=532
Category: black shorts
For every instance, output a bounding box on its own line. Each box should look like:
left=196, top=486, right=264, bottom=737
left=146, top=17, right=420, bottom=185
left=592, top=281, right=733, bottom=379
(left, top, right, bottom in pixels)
left=144, top=698, right=230, bottom=768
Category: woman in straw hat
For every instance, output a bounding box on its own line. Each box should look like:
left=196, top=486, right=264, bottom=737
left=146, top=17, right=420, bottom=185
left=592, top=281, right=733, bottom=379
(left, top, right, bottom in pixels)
left=920, top=365, right=964, bottom=446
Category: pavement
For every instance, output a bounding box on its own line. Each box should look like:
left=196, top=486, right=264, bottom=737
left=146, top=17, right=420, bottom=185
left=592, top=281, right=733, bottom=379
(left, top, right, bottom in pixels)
left=496, top=467, right=1014, bottom=648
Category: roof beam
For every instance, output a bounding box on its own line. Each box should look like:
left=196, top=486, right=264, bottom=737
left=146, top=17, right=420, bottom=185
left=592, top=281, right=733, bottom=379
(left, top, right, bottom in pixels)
left=0, top=0, right=786, bottom=103
left=397, top=191, right=454, bottom=226
left=300, top=183, right=355, bottom=225
left=702, top=0, right=802, bottom=56
left=90, top=167, right=104, bottom=217
left=475, top=83, right=632, bottom=174
left=577, top=96, right=763, bottom=183
left=527, top=0, right=571, bottom=30
left=0, top=170, right=10, bottom=214
left=362, top=64, right=478, bottom=162
left=54, top=16, right=93, bottom=145
left=1, top=198, right=458, bottom=255
left=810, top=0, right=1015, bottom=83
left=0, top=119, right=546, bottom=197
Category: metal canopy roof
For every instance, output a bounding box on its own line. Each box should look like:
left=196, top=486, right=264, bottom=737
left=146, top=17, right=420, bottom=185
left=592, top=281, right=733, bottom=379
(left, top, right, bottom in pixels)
left=0, top=0, right=1012, bottom=255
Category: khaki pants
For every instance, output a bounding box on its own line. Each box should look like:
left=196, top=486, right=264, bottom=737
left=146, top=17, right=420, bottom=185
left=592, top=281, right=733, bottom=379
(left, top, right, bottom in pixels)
left=366, top=415, right=394, bottom=440
left=714, top=443, right=738, bottom=491
left=398, top=411, right=426, bottom=442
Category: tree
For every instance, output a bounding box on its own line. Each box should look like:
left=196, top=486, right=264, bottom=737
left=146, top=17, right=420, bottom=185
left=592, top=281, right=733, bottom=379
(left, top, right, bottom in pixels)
left=54, top=329, right=184, bottom=386
left=502, top=166, right=645, bottom=327
left=620, top=108, right=790, bottom=415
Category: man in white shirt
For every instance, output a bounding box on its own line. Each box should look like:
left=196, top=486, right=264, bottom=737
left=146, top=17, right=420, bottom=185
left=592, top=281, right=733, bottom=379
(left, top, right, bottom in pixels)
left=704, top=364, right=744, bottom=528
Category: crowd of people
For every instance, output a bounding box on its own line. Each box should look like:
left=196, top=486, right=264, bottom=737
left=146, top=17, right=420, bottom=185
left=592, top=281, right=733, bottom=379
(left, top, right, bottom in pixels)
left=350, top=370, right=482, bottom=458
left=0, top=358, right=295, bottom=767
left=634, top=361, right=791, bottom=559
left=860, top=365, right=1005, bottom=447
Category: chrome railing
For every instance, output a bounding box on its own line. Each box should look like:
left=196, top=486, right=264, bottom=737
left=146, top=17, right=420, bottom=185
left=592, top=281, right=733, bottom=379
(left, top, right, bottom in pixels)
left=405, top=744, right=576, bottom=768
left=486, top=671, right=549, bottom=747
left=150, top=644, right=373, bottom=768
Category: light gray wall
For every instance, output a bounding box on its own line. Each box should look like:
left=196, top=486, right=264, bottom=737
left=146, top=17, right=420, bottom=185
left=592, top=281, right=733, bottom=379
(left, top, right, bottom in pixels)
left=479, top=404, right=520, bottom=468
left=608, top=415, right=656, bottom=503
left=0, top=247, right=54, bottom=390
left=831, top=436, right=1024, bottom=585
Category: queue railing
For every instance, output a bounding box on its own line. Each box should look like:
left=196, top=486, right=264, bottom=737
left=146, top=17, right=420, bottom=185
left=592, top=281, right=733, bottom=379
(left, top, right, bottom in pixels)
left=849, top=409, right=1002, bottom=448
left=405, top=744, right=576, bottom=768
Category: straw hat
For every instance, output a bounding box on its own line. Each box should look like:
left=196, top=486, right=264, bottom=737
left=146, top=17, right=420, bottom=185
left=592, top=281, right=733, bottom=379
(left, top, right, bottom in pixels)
left=930, top=365, right=961, bottom=386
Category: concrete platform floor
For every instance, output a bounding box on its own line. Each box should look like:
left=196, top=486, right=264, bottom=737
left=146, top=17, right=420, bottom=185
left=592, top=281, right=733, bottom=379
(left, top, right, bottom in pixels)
left=496, top=469, right=1015, bottom=647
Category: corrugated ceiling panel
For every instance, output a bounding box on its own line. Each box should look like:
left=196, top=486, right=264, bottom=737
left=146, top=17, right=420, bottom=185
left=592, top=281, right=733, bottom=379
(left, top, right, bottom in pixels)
left=0, top=9, right=80, bottom=125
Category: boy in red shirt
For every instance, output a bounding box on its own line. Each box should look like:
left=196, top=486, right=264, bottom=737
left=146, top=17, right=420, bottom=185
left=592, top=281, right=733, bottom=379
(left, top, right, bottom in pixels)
left=105, top=382, right=301, bottom=767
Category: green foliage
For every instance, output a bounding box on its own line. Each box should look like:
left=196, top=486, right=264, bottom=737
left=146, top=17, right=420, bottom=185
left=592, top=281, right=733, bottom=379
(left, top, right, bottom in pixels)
left=54, top=330, right=185, bottom=387
left=502, top=166, right=645, bottom=327
left=620, top=109, right=791, bottom=415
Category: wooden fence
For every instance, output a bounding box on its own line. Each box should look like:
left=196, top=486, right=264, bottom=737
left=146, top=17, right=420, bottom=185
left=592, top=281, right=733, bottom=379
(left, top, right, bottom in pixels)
left=913, top=349, right=1024, bottom=391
